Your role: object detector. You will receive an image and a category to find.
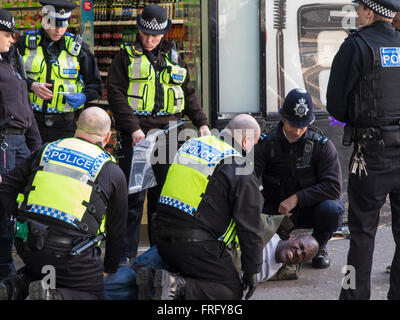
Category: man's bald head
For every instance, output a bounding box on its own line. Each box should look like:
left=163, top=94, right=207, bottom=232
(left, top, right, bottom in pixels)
left=225, top=114, right=261, bottom=152
left=75, top=107, right=112, bottom=146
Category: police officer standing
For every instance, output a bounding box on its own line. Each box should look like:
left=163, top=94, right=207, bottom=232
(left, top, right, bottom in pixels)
left=14, top=0, right=103, bottom=144
left=0, top=107, right=127, bottom=300
left=327, top=0, right=400, bottom=300
left=107, top=5, right=210, bottom=264
left=254, top=89, right=344, bottom=269
left=0, top=9, right=42, bottom=281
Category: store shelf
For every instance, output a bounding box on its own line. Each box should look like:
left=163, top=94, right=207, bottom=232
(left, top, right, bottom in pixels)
left=94, top=46, right=121, bottom=52
left=93, top=19, right=184, bottom=26
left=1, top=2, right=40, bottom=9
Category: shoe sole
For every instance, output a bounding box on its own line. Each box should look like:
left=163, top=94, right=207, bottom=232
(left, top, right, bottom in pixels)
left=136, top=268, right=151, bottom=300
left=153, top=270, right=171, bottom=300
left=0, top=283, right=9, bottom=300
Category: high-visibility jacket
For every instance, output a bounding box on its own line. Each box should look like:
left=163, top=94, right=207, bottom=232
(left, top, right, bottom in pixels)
left=159, top=135, right=243, bottom=245
left=17, top=138, right=115, bottom=235
left=23, top=30, right=84, bottom=113
left=122, top=43, right=187, bottom=116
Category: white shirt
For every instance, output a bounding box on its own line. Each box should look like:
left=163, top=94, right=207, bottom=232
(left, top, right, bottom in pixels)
left=256, top=233, right=283, bottom=283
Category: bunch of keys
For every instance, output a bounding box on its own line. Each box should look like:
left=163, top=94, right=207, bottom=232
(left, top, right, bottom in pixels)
left=350, top=144, right=368, bottom=178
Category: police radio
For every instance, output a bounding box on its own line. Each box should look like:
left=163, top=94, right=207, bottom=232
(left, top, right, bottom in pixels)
left=70, top=24, right=85, bottom=56
left=27, top=30, right=38, bottom=49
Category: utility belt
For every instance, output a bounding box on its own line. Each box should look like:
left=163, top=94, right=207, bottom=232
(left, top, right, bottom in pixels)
left=11, top=217, right=99, bottom=255
left=354, top=125, right=400, bottom=152
left=158, top=228, right=215, bottom=244
left=6, top=127, right=26, bottom=135
left=34, top=111, right=75, bottom=127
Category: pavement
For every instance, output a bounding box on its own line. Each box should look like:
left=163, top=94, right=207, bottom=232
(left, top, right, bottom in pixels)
left=11, top=213, right=395, bottom=301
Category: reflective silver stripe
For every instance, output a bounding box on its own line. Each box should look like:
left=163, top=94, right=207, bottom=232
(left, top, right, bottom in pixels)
left=128, top=82, right=142, bottom=111
left=129, top=56, right=142, bottom=79
left=40, top=162, right=92, bottom=184
left=174, top=86, right=184, bottom=113
left=64, top=54, right=78, bottom=79
left=25, top=48, right=37, bottom=74
left=62, top=79, right=76, bottom=112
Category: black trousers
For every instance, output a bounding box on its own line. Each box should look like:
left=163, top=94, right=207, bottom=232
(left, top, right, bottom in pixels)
left=34, top=113, right=76, bottom=144
left=119, top=131, right=176, bottom=258
left=157, top=239, right=243, bottom=300
left=340, top=146, right=400, bottom=300
left=15, top=239, right=104, bottom=300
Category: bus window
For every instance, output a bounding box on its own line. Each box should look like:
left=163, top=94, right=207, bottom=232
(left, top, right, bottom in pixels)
left=298, top=3, right=357, bottom=111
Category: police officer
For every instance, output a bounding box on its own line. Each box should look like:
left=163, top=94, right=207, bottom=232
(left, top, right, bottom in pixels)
left=254, top=89, right=344, bottom=269
left=0, top=9, right=42, bottom=281
left=107, top=5, right=210, bottom=264
left=14, top=0, right=103, bottom=144
left=0, top=107, right=127, bottom=300
left=153, top=114, right=263, bottom=300
left=327, top=0, right=400, bottom=300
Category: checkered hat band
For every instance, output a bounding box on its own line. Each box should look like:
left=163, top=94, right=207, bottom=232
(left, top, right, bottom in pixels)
left=0, top=20, right=12, bottom=29
left=361, top=0, right=396, bottom=18
left=139, top=16, right=168, bottom=31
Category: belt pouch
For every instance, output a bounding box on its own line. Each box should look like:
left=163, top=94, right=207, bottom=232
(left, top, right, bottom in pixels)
left=27, top=219, right=49, bottom=251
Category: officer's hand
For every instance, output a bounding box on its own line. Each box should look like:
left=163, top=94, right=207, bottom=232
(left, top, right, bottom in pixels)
left=278, top=194, right=298, bottom=217
left=199, top=125, right=211, bottom=137
left=31, top=82, right=53, bottom=100
left=241, top=273, right=258, bottom=300
left=131, top=129, right=145, bottom=146
left=65, top=93, right=86, bottom=109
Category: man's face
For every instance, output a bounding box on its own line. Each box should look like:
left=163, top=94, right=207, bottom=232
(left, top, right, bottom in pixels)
left=392, top=12, right=400, bottom=28
left=357, top=4, right=373, bottom=26
left=277, top=235, right=318, bottom=265
left=45, top=25, right=68, bottom=42
left=0, top=31, right=14, bottom=53
left=282, top=120, right=307, bottom=143
left=139, top=31, right=164, bottom=51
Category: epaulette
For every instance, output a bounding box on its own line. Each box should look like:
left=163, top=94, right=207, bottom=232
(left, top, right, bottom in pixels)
left=65, top=32, right=75, bottom=37
left=308, top=126, right=328, bottom=145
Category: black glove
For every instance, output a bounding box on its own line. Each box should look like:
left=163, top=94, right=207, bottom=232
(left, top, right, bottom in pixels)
left=241, top=273, right=258, bottom=300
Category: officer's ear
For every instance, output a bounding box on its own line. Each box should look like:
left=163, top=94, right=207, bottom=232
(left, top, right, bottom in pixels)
left=102, top=131, right=112, bottom=147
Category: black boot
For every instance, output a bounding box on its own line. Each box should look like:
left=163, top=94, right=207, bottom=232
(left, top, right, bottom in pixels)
left=0, top=272, right=31, bottom=300
left=312, top=245, right=330, bottom=269
left=153, top=269, right=185, bottom=300
left=136, top=266, right=154, bottom=300
left=27, top=280, right=63, bottom=300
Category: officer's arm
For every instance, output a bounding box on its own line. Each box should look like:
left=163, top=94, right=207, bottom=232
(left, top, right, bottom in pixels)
left=0, top=151, right=40, bottom=217
left=107, top=50, right=141, bottom=134
left=180, top=61, right=209, bottom=130
left=79, top=44, right=104, bottom=103
left=102, top=164, right=128, bottom=274
left=232, top=168, right=264, bottom=275
left=326, top=38, right=363, bottom=123
left=296, top=140, right=342, bottom=207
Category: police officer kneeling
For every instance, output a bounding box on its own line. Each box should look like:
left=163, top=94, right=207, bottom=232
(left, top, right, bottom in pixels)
left=0, top=107, right=128, bottom=300
left=254, top=89, right=345, bottom=269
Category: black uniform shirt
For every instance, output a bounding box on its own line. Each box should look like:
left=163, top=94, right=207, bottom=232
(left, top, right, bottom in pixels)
left=14, top=29, right=103, bottom=105
left=0, top=141, right=128, bottom=274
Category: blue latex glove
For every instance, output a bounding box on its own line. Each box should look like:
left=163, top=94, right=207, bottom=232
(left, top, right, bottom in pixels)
left=65, top=93, right=86, bottom=109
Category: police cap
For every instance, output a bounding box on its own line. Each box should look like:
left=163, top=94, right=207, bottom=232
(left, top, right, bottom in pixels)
left=136, top=5, right=171, bottom=35
left=352, top=0, right=400, bottom=18
left=0, top=9, right=18, bottom=33
left=40, top=0, right=78, bottom=27
left=279, top=88, right=315, bottom=128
